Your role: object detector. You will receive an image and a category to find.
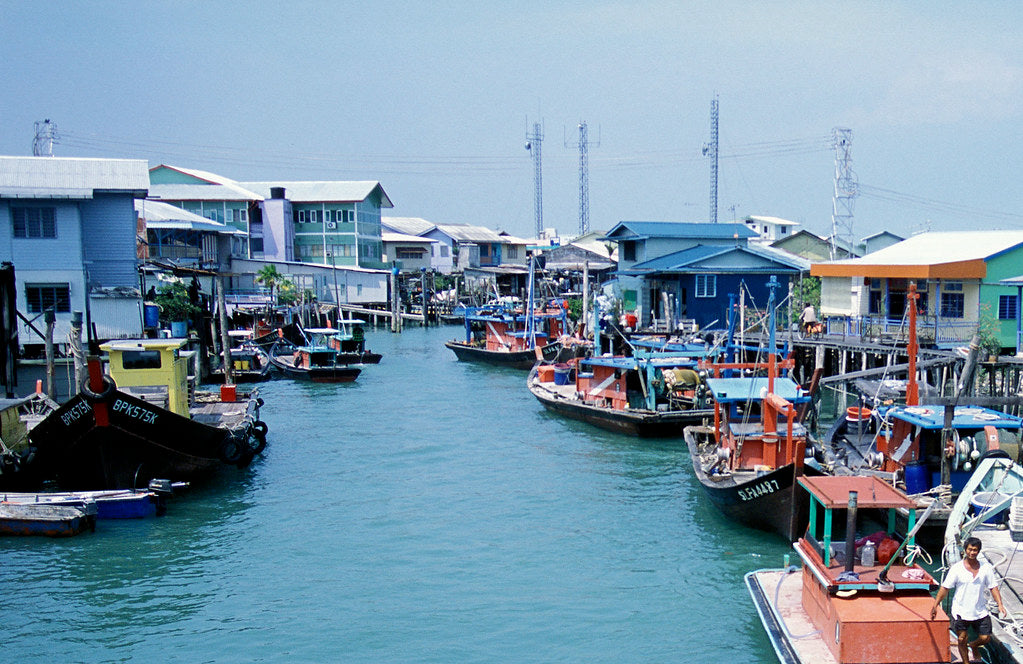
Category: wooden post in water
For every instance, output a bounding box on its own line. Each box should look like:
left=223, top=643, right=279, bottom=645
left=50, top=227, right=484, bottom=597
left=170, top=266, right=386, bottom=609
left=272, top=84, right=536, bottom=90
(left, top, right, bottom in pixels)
left=44, top=308, right=55, bottom=399
left=217, top=275, right=233, bottom=385
left=390, top=266, right=400, bottom=333
left=70, top=311, right=85, bottom=395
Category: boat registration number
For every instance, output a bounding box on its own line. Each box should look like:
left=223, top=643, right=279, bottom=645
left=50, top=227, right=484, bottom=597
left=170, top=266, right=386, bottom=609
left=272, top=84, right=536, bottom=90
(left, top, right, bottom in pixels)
left=112, top=399, right=159, bottom=425
left=737, top=479, right=780, bottom=502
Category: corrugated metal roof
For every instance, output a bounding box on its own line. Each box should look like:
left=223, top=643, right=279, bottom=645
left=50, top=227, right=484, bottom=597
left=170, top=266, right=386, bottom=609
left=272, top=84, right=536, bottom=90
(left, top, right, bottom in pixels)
left=0, top=156, right=149, bottom=198
left=626, top=243, right=807, bottom=274
left=604, top=221, right=757, bottom=240
left=238, top=181, right=393, bottom=207
left=436, top=223, right=507, bottom=243
left=382, top=216, right=437, bottom=236
left=827, top=230, right=1023, bottom=266
left=747, top=215, right=798, bottom=226
left=149, top=183, right=262, bottom=202
left=382, top=231, right=436, bottom=244
left=136, top=200, right=244, bottom=234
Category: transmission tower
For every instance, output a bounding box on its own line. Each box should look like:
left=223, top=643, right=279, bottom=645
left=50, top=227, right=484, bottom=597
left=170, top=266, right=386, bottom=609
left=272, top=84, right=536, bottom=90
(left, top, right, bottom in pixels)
left=829, top=127, right=858, bottom=259
left=525, top=122, right=544, bottom=238
left=32, top=119, right=58, bottom=156
left=566, top=121, right=600, bottom=236
left=702, top=97, right=719, bottom=223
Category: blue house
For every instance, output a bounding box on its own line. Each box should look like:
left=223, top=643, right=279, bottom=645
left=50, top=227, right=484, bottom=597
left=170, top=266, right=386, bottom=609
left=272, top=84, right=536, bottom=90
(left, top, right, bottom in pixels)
left=604, top=221, right=808, bottom=329
left=0, top=156, right=149, bottom=350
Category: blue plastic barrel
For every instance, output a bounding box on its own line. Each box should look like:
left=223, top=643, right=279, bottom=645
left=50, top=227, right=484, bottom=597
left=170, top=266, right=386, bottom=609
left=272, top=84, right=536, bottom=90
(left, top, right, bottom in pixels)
left=553, top=363, right=571, bottom=386
left=904, top=461, right=929, bottom=495
left=143, top=303, right=160, bottom=328
left=170, top=320, right=188, bottom=338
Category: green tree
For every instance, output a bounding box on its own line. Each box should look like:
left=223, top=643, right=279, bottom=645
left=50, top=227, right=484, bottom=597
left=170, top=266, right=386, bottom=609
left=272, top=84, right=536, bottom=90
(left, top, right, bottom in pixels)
left=256, top=265, right=286, bottom=305
left=154, top=282, right=200, bottom=322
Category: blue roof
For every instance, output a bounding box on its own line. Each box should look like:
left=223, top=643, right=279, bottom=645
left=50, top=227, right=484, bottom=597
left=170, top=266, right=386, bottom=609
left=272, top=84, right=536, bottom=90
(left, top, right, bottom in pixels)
left=624, top=243, right=806, bottom=275
left=603, top=221, right=757, bottom=241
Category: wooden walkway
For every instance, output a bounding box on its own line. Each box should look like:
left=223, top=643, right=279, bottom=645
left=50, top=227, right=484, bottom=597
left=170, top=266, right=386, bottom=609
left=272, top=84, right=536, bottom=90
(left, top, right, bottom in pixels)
left=971, top=526, right=1023, bottom=663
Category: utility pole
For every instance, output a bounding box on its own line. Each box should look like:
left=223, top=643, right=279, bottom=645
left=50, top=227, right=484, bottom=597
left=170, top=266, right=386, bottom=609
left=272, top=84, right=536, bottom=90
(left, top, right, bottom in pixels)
left=702, top=97, right=719, bottom=223
left=32, top=119, right=58, bottom=156
left=566, top=121, right=599, bottom=235
left=526, top=121, right=544, bottom=238
left=830, top=127, right=858, bottom=260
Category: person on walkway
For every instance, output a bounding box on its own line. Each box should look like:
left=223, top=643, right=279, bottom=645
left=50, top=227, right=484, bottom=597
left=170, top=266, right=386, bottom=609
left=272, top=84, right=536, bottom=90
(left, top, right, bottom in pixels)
left=798, top=303, right=818, bottom=335
left=931, top=537, right=1006, bottom=663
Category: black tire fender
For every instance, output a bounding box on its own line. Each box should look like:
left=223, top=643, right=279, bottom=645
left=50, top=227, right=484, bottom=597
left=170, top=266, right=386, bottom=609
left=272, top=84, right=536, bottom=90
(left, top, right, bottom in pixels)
left=977, top=449, right=1012, bottom=464
left=219, top=435, right=244, bottom=464
left=81, top=374, right=116, bottom=402
left=252, top=420, right=268, bottom=437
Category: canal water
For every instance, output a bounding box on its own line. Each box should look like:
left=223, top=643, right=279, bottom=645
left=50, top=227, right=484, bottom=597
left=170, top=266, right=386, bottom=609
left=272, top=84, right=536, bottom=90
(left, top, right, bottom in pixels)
left=2, top=326, right=791, bottom=663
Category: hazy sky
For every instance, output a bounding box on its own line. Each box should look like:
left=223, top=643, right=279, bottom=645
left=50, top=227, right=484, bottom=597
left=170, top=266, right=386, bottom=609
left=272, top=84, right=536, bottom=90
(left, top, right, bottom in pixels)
left=3, top=1, right=1021, bottom=242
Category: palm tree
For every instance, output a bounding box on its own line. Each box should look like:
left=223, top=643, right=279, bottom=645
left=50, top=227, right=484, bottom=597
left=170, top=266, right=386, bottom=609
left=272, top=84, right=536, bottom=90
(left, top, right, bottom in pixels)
left=255, top=265, right=286, bottom=306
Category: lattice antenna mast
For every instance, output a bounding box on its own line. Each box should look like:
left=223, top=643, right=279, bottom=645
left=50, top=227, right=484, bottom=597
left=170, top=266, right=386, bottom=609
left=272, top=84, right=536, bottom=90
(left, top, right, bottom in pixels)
left=829, top=127, right=858, bottom=259
left=525, top=122, right=544, bottom=238
left=32, top=119, right=59, bottom=157
left=702, top=97, right=719, bottom=223
left=566, top=121, right=600, bottom=235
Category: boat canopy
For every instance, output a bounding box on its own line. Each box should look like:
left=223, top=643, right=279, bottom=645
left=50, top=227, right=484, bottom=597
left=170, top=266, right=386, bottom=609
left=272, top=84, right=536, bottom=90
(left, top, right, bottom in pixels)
left=704, top=376, right=809, bottom=404
left=882, top=404, right=1023, bottom=430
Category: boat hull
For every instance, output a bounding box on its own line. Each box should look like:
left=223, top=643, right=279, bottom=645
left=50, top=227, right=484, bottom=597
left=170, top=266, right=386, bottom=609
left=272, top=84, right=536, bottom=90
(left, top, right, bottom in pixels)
left=529, top=379, right=710, bottom=437
left=685, top=426, right=815, bottom=540
left=28, top=389, right=260, bottom=490
left=445, top=340, right=559, bottom=370
left=0, top=490, right=164, bottom=518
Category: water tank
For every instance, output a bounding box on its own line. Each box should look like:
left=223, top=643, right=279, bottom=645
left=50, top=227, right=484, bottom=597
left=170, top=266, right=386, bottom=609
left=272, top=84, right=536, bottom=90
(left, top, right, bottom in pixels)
left=270, top=187, right=286, bottom=199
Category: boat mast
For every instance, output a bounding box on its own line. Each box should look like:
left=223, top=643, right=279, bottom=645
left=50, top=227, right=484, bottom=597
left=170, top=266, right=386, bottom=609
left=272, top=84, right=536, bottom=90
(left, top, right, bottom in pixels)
left=906, top=281, right=919, bottom=406
left=766, top=276, right=778, bottom=395
left=526, top=252, right=536, bottom=349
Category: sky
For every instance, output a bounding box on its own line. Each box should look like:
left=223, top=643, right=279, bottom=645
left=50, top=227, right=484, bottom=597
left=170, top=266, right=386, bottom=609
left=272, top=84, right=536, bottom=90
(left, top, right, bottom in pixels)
left=3, top=1, right=1022, bottom=243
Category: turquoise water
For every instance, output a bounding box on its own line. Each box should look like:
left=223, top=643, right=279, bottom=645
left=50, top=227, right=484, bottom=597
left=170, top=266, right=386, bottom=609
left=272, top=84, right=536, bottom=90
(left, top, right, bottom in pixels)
left=2, top=326, right=789, bottom=663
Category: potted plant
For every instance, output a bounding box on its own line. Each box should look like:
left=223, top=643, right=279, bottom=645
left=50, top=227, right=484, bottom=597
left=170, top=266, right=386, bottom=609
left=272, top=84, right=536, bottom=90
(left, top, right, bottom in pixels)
left=154, top=282, right=200, bottom=337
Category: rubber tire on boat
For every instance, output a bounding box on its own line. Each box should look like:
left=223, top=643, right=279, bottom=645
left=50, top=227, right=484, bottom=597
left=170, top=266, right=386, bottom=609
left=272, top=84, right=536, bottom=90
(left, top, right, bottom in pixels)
left=219, top=435, right=245, bottom=464
left=248, top=422, right=268, bottom=455
left=235, top=449, right=255, bottom=469
left=977, top=449, right=1013, bottom=464
left=256, top=397, right=265, bottom=408
left=81, top=374, right=116, bottom=402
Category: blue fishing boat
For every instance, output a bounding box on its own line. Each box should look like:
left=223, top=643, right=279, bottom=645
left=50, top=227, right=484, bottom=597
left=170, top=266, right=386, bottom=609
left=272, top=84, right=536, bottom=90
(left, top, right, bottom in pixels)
left=0, top=483, right=175, bottom=518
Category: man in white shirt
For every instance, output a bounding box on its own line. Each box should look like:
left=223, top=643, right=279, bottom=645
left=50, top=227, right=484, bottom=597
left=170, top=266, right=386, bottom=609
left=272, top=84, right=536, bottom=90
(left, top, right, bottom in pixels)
left=931, top=537, right=1007, bottom=663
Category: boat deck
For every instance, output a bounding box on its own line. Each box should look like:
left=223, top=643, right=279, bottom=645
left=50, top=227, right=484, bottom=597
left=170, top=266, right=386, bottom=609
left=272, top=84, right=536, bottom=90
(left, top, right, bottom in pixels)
left=971, top=526, right=1023, bottom=662
left=189, top=392, right=257, bottom=430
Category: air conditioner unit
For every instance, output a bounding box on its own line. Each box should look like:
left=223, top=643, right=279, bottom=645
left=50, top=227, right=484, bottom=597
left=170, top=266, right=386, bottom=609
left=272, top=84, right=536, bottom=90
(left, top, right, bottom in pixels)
left=326, top=221, right=337, bottom=230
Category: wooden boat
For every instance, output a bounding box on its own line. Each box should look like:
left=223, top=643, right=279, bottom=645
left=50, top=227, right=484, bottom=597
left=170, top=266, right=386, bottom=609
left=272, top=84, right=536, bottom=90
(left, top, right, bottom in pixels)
left=326, top=318, right=382, bottom=364
left=446, top=255, right=568, bottom=370
left=0, top=487, right=164, bottom=518
left=818, top=282, right=1023, bottom=538
left=27, top=339, right=268, bottom=490
left=941, top=456, right=1023, bottom=664
left=747, top=475, right=950, bottom=664
left=684, top=279, right=816, bottom=540
left=0, top=500, right=97, bottom=536
left=209, top=331, right=274, bottom=383
left=527, top=350, right=713, bottom=437
left=269, top=338, right=361, bottom=383
left=0, top=390, right=60, bottom=491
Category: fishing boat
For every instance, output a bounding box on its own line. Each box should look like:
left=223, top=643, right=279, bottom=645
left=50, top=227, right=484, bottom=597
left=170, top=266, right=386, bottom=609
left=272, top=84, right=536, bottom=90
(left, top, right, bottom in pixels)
left=941, top=456, right=1023, bottom=664
left=269, top=334, right=362, bottom=383
left=445, top=255, right=568, bottom=369
left=209, top=331, right=274, bottom=383
left=527, top=350, right=713, bottom=437
left=0, top=500, right=97, bottom=536
left=818, top=282, right=1023, bottom=538
left=0, top=390, right=60, bottom=490
left=683, top=278, right=816, bottom=540
left=747, top=475, right=950, bottom=664
left=328, top=318, right=382, bottom=364
left=27, top=339, right=268, bottom=490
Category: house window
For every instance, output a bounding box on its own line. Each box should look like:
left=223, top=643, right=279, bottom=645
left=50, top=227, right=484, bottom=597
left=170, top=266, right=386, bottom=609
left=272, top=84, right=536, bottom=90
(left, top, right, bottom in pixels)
left=622, top=241, right=636, bottom=261
left=25, top=283, right=70, bottom=313
left=940, top=292, right=965, bottom=318
left=999, top=295, right=1018, bottom=320
left=695, top=274, right=717, bottom=298
left=231, top=209, right=247, bottom=223
left=505, top=246, right=518, bottom=259
left=440, top=245, right=449, bottom=258
left=12, top=207, right=57, bottom=238
left=397, top=248, right=423, bottom=259
left=480, top=244, right=489, bottom=257
left=869, top=278, right=883, bottom=315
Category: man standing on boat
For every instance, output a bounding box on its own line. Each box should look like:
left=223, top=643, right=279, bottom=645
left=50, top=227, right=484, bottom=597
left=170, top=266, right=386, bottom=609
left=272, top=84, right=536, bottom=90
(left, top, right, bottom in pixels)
left=931, top=537, right=1006, bottom=663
